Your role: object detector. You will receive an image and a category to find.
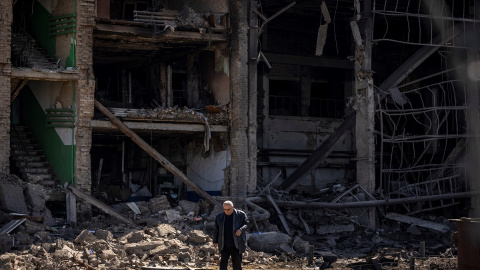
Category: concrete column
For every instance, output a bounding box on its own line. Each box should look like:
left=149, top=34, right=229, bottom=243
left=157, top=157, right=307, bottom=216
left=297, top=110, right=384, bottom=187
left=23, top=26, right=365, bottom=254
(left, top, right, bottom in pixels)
left=354, top=0, right=376, bottom=229
left=466, top=4, right=480, bottom=218
left=247, top=0, right=258, bottom=195
left=0, top=1, right=12, bottom=173
left=466, top=51, right=480, bottom=218
left=229, top=0, right=250, bottom=197
left=74, top=0, right=96, bottom=218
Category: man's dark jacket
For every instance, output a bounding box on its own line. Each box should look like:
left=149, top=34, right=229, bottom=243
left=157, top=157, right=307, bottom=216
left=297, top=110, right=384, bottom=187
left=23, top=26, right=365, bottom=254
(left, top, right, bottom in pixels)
left=213, top=209, right=249, bottom=253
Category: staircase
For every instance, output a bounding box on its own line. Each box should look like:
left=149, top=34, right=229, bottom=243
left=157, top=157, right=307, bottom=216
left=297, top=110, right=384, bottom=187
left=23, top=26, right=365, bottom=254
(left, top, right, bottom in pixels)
left=10, top=126, right=59, bottom=187
left=11, top=29, right=59, bottom=70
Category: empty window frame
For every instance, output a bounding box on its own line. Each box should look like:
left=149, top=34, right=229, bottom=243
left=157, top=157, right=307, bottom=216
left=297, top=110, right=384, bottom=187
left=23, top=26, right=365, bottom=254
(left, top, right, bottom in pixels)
left=269, top=79, right=301, bottom=116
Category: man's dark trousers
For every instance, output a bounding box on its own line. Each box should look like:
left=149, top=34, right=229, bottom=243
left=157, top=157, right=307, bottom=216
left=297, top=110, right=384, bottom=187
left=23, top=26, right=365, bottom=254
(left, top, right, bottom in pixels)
left=220, top=246, right=242, bottom=270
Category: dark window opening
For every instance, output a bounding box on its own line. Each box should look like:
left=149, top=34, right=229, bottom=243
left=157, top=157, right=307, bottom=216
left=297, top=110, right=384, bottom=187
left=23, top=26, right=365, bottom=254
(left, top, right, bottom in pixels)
left=310, top=82, right=344, bottom=118
left=269, top=80, right=344, bottom=118
left=172, top=73, right=188, bottom=107
left=269, top=80, right=301, bottom=116
left=123, top=2, right=148, bottom=20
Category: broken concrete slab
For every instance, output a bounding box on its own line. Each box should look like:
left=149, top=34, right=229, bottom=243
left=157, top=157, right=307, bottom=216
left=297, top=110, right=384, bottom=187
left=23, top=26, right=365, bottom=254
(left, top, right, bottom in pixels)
left=24, top=183, right=46, bottom=214
left=188, top=230, right=208, bottom=244
left=386, top=213, right=451, bottom=233
left=74, top=229, right=97, bottom=245
left=148, top=196, right=171, bottom=214
left=316, top=224, right=355, bottom=235
left=95, top=229, right=113, bottom=242
left=247, top=232, right=291, bottom=253
left=0, top=174, right=28, bottom=214
left=178, top=200, right=198, bottom=215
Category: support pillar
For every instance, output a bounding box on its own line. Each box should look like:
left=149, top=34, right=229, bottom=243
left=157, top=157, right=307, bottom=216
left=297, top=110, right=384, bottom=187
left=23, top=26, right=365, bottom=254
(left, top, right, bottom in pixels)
left=465, top=4, right=480, bottom=218
left=229, top=0, right=250, bottom=197
left=247, top=0, right=258, bottom=194
left=353, top=0, right=376, bottom=229
left=74, top=0, right=96, bottom=219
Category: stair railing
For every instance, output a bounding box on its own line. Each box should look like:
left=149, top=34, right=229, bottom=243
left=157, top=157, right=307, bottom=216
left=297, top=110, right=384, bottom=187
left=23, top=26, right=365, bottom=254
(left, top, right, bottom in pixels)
left=11, top=23, right=36, bottom=68
left=11, top=125, right=31, bottom=179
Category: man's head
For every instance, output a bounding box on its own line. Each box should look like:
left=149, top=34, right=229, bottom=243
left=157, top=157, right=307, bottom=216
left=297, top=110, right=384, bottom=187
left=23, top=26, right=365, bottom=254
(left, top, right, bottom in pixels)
left=223, top=200, right=234, bottom=216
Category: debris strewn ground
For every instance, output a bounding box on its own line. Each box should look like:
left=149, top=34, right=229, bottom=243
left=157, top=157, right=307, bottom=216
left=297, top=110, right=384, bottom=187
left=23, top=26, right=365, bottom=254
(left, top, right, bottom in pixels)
left=0, top=173, right=460, bottom=269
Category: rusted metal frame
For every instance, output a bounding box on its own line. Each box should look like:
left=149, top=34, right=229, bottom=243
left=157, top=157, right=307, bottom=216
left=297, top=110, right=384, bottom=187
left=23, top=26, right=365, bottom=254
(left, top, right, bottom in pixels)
left=393, top=174, right=461, bottom=196
left=285, top=22, right=458, bottom=193
left=430, top=138, right=465, bottom=180
left=378, top=24, right=459, bottom=99
left=330, top=184, right=370, bottom=217
left=393, top=109, right=454, bottom=183
left=94, top=100, right=221, bottom=208
left=378, top=109, right=415, bottom=188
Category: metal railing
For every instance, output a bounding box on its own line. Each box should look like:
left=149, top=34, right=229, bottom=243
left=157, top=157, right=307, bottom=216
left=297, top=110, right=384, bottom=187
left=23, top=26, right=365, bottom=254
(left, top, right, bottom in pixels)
left=10, top=125, right=31, bottom=179
left=269, top=95, right=345, bottom=118
left=11, top=23, right=35, bottom=68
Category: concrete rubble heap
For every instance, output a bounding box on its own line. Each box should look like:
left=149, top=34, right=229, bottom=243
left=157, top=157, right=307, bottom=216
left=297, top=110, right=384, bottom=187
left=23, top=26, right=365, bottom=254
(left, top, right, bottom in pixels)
left=0, top=174, right=459, bottom=270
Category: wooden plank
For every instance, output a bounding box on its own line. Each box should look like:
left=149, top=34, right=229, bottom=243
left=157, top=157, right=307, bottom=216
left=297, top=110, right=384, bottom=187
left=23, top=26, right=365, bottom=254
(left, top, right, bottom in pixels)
left=94, top=100, right=221, bottom=208
left=266, top=195, right=291, bottom=235
left=66, top=184, right=135, bottom=226
left=11, top=79, right=28, bottom=102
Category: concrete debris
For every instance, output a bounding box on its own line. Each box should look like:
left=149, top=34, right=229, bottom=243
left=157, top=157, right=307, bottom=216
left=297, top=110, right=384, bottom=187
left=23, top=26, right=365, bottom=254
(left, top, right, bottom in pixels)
left=247, top=232, right=291, bottom=253
left=178, top=5, right=207, bottom=28
left=105, top=105, right=228, bottom=125
left=0, top=173, right=462, bottom=269
left=386, top=212, right=451, bottom=233
left=0, top=174, right=28, bottom=214
left=316, top=224, right=355, bottom=235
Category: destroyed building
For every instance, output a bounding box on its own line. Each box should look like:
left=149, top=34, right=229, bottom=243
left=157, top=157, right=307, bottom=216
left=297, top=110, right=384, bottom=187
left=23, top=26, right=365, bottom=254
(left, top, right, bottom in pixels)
left=1, top=0, right=480, bottom=266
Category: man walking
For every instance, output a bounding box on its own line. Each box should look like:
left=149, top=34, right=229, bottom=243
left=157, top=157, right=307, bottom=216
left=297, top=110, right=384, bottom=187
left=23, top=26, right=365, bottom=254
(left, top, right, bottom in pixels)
left=213, top=200, right=249, bottom=270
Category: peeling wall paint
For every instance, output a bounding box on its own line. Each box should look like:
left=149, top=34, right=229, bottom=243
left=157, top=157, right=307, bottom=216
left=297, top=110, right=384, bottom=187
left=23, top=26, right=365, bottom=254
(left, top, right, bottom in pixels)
left=28, top=81, right=74, bottom=145
left=186, top=141, right=228, bottom=194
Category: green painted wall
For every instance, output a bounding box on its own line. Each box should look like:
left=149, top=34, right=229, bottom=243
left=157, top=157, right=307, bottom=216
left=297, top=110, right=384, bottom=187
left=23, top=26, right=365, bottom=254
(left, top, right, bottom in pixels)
left=66, top=44, right=75, bottom=68
left=25, top=1, right=56, bottom=59
left=21, top=88, right=74, bottom=184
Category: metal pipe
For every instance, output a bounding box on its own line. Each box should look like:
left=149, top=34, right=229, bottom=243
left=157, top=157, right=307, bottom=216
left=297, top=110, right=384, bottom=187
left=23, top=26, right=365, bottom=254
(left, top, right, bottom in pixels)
left=247, top=191, right=480, bottom=209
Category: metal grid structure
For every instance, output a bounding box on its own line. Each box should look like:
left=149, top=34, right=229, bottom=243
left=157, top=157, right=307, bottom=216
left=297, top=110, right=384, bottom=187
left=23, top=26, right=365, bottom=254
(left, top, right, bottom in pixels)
left=376, top=78, right=470, bottom=214
left=372, top=0, right=480, bottom=48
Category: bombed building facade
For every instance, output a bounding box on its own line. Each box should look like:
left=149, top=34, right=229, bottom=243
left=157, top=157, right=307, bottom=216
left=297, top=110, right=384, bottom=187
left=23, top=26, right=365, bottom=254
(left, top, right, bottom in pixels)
left=0, top=0, right=479, bottom=233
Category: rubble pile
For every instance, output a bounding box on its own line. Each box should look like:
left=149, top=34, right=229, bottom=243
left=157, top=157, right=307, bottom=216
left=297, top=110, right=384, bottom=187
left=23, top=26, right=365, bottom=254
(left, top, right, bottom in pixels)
left=0, top=174, right=56, bottom=227
left=0, top=173, right=460, bottom=270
